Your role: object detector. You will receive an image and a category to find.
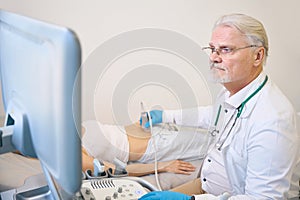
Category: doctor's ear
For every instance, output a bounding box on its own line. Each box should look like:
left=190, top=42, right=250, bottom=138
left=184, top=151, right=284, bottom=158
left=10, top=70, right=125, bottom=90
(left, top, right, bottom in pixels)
left=253, top=47, right=265, bottom=66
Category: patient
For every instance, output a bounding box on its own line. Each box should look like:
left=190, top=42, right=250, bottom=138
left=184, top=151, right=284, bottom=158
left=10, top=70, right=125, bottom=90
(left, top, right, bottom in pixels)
left=81, top=121, right=208, bottom=177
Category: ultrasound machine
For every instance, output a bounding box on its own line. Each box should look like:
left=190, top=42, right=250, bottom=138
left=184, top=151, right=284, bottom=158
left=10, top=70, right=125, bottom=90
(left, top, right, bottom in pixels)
left=0, top=10, right=156, bottom=200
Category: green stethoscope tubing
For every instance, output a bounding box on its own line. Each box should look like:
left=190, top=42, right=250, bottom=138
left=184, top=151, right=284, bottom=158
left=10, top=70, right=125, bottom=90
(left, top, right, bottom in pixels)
left=237, top=75, right=268, bottom=118
left=213, top=75, right=268, bottom=150
left=214, top=75, right=268, bottom=126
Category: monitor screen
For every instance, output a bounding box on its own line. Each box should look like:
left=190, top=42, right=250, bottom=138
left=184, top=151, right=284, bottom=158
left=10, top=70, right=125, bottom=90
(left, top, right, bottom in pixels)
left=0, top=10, right=82, bottom=199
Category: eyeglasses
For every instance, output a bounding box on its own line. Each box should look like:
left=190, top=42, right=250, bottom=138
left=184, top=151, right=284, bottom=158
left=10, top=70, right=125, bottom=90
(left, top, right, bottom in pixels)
left=202, top=45, right=259, bottom=57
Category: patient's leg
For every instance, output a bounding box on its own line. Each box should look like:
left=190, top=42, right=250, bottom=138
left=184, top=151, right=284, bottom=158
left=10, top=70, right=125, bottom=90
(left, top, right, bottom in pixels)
left=171, top=178, right=205, bottom=195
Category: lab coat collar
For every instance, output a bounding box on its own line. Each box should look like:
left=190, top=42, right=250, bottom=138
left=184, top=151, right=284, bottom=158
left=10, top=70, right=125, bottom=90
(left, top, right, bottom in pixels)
left=224, top=72, right=267, bottom=118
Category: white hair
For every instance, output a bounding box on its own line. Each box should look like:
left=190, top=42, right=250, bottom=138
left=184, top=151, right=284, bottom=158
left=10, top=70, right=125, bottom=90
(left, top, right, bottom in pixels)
left=214, top=13, right=269, bottom=65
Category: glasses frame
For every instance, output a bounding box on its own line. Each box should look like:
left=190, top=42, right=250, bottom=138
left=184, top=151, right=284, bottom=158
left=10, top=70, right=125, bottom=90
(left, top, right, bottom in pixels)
left=202, top=44, right=260, bottom=57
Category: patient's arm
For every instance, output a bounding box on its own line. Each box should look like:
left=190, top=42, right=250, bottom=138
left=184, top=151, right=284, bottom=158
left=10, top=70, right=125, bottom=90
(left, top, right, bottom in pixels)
left=126, top=160, right=196, bottom=177
left=82, top=147, right=195, bottom=176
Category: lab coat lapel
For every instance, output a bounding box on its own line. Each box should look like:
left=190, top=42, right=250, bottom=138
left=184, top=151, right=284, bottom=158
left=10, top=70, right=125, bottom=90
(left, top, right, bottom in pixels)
left=221, top=91, right=262, bottom=149
left=220, top=74, right=268, bottom=149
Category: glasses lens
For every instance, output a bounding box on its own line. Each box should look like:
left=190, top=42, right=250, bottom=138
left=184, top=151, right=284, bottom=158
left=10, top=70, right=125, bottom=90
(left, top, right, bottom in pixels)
left=203, top=47, right=212, bottom=56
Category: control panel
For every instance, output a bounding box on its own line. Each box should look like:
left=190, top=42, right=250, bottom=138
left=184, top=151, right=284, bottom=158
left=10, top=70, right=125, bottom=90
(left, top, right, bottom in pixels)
left=78, top=178, right=150, bottom=200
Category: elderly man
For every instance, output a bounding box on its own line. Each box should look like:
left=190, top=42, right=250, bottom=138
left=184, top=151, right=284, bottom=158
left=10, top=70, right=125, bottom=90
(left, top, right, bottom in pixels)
left=139, top=13, right=299, bottom=200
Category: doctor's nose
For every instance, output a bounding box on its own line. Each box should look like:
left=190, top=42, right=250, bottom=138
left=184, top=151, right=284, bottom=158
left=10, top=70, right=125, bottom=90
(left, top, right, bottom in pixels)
left=210, top=51, right=222, bottom=63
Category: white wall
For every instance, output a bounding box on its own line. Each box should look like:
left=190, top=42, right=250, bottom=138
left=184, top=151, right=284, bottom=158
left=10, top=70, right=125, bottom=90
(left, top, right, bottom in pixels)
left=0, top=0, right=299, bottom=125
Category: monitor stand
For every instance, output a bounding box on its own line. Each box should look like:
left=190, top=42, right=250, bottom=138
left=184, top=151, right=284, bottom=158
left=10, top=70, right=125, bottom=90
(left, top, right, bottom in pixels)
left=0, top=125, right=58, bottom=200
left=1, top=173, right=50, bottom=200
left=13, top=165, right=73, bottom=200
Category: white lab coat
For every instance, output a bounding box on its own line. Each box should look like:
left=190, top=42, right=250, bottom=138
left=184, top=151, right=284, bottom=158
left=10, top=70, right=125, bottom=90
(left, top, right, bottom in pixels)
left=164, top=73, right=300, bottom=199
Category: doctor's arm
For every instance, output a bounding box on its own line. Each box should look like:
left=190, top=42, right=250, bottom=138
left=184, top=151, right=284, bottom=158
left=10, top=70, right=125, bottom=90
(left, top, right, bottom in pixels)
left=234, top=120, right=298, bottom=199
left=220, top=116, right=298, bottom=200
left=143, top=106, right=213, bottom=128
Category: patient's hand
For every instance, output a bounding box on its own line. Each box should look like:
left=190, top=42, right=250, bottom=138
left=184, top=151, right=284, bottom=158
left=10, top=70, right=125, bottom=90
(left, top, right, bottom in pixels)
left=160, top=160, right=196, bottom=175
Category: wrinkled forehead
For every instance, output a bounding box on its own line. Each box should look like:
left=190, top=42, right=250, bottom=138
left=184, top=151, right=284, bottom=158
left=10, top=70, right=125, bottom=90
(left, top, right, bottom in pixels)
left=210, top=25, right=249, bottom=46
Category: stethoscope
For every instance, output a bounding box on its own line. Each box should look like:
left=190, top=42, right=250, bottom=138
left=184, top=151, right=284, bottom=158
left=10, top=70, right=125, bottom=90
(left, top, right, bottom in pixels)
left=209, top=75, right=268, bottom=150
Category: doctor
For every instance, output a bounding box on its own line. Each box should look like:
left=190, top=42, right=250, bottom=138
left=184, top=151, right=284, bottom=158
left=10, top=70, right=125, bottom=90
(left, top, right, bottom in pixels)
left=139, top=13, right=299, bottom=199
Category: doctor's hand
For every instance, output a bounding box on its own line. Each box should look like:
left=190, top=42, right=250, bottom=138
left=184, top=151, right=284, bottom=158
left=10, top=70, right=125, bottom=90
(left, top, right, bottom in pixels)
left=140, top=110, right=163, bottom=128
left=139, top=191, right=191, bottom=200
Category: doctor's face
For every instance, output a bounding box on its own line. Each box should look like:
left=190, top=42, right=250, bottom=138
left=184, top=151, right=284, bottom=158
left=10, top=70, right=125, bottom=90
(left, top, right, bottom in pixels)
left=207, top=25, right=257, bottom=87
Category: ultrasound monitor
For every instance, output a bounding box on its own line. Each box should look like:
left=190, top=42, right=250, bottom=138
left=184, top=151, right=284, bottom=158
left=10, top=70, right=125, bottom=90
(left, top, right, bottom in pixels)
left=0, top=10, right=82, bottom=199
